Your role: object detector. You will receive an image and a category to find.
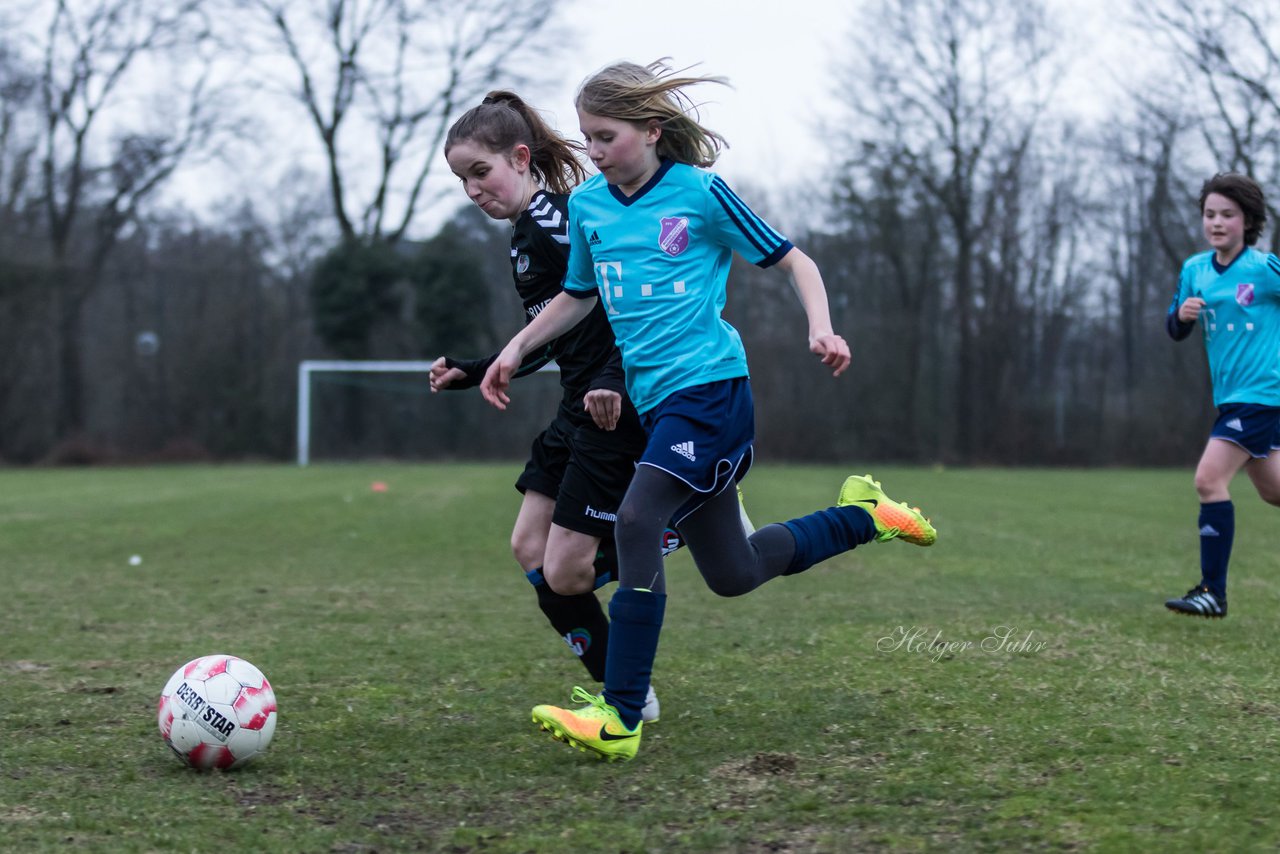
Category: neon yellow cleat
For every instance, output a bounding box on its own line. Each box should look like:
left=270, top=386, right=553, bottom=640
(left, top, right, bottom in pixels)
left=531, top=686, right=642, bottom=762
left=838, top=474, right=937, bottom=546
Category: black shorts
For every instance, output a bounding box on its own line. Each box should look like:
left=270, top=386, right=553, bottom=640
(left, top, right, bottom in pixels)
left=516, top=406, right=647, bottom=538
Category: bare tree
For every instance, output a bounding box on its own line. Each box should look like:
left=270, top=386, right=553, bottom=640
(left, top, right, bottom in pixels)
left=0, top=41, right=39, bottom=234
left=0, top=27, right=49, bottom=461
left=1090, top=1, right=1280, bottom=460
left=831, top=0, right=1064, bottom=460
left=232, top=0, right=567, bottom=244
left=35, top=0, right=224, bottom=436
left=1138, top=0, right=1280, bottom=250
left=1097, top=107, right=1190, bottom=422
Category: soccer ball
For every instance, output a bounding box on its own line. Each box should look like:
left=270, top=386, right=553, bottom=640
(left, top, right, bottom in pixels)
left=157, top=654, right=278, bottom=770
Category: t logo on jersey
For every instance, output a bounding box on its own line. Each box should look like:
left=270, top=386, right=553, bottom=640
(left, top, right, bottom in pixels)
left=659, top=217, right=690, bottom=257
left=1237, top=283, right=1255, bottom=307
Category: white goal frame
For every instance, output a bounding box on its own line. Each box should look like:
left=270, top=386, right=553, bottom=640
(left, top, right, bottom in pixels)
left=295, top=359, right=558, bottom=466
left=296, top=360, right=437, bottom=466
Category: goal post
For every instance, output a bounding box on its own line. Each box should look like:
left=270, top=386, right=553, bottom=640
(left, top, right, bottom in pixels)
left=295, top=359, right=560, bottom=466
left=297, top=361, right=438, bottom=465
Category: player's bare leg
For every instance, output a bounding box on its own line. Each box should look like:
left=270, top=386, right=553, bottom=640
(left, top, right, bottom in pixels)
left=1167, top=439, right=1250, bottom=618
left=1245, top=451, right=1280, bottom=507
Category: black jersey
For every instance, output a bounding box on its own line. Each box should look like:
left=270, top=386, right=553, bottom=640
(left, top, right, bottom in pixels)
left=444, top=191, right=628, bottom=430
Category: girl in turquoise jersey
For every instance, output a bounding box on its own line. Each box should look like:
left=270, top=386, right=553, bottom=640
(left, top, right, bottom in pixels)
left=1164, top=172, right=1280, bottom=619
left=479, top=61, right=936, bottom=762
left=431, top=92, right=665, bottom=718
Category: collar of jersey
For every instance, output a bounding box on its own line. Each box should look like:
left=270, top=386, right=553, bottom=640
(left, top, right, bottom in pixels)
left=1212, top=246, right=1248, bottom=275
left=608, top=159, right=675, bottom=206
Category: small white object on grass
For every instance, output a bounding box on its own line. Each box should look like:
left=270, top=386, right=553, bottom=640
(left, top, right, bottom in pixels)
left=129, top=555, right=142, bottom=566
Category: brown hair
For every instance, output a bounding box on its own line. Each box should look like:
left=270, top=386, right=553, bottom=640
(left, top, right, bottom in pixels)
left=574, top=59, right=730, bottom=168
left=444, top=91, right=586, bottom=194
left=1199, top=172, right=1267, bottom=246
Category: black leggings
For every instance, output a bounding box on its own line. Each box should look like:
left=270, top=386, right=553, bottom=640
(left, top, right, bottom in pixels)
left=615, top=465, right=796, bottom=596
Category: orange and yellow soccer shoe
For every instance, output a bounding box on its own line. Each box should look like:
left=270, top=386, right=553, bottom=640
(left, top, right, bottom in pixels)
left=838, top=474, right=937, bottom=546
left=531, top=686, right=642, bottom=762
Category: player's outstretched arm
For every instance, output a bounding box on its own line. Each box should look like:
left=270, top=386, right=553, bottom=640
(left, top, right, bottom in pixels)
left=481, top=291, right=598, bottom=409
left=429, top=356, right=467, bottom=392
left=774, top=247, right=850, bottom=377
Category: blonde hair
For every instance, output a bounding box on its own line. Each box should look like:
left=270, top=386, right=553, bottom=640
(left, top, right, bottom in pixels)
left=445, top=91, right=587, bottom=195
left=574, top=59, right=729, bottom=168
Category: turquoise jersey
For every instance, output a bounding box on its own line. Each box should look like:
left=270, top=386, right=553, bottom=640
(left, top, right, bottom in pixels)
left=563, top=160, right=792, bottom=414
left=1172, top=247, right=1280, bottom=406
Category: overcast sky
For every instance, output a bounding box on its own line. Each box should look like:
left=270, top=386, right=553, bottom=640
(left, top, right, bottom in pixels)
left=540, top=1, right=853, bottom=195
left=534, top=0, right=1125, bottom=202
left=165, top=0, right=1130, bottom=235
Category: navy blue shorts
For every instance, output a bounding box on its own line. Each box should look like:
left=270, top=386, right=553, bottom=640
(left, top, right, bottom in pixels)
left=1210, top=403, right=1280, bottom=458
left=639, top=377, right=754, bottom=524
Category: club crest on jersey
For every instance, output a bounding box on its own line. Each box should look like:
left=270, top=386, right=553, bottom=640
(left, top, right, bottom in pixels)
left=1237, top=283, right=1255, bottom=307
left=516, top=254, right=530, bottom=274
left=659, top=217, right=690, bottom=257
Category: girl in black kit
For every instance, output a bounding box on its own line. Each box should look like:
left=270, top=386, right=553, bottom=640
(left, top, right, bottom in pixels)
left=433, top=92, right=750, bottom=721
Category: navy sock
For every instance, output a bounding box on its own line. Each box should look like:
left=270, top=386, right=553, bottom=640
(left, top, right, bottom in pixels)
left=780, top=505, right=877, bottom=575
left=602, top=587, right=666, bottom=730
left=526, top=568, right=610, bottom=682
left=1198, top=501, right=1234, bottom=599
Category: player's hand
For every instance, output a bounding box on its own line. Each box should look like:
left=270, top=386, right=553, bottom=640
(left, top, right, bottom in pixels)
left=429, top=356, right=465, bottom=393
left=810, top=333, right=851, bottom=377
left=480, top=347, right=520, bottom=410
left=1178, top=297, right=1206, bottom=323
left=584, top=389, right=622, bottom=431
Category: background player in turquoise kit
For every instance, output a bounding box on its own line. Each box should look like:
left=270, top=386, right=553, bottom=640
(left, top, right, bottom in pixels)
left=1164, top=172, right=1280, bottom=618
left=480, top=60, right=936, bottom=761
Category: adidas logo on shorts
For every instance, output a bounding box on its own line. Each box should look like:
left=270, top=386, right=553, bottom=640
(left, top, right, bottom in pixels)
left=671, top=441, right=696, bottom=461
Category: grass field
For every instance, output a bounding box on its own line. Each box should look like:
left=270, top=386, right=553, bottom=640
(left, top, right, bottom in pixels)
left=2, top=463, right=1280, bottom=852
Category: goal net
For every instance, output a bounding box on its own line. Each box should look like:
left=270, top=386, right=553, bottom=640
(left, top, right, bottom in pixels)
left=296, top=360, right=562, bottom=465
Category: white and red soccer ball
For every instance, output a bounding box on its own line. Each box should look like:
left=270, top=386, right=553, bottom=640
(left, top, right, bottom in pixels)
left=157, top=654, right=278, bottom=770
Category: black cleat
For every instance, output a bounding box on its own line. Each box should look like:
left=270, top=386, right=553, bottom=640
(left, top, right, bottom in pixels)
left=1165, top=585, right=1227, bottom=618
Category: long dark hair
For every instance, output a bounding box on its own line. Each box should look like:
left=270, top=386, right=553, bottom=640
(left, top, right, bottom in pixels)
left=445, top=91, right=586, bottom=194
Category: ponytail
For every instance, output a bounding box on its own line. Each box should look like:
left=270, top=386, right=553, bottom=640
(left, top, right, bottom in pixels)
left=445, top=91, right=586, bottom=194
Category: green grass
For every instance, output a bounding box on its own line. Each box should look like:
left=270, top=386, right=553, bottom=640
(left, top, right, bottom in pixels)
left=2, top=463, right=1279, bottom=852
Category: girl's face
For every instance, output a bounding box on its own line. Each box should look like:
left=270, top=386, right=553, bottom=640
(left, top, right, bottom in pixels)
left=446, top=140, right=533, bottom=223
left=1202, top=192, right=1247, bottom=259
left=577, top=108, right=661, bottom=194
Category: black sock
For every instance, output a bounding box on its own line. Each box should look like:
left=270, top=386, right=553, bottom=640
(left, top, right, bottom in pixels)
left=526, top=567, right=610, bottom=682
